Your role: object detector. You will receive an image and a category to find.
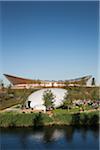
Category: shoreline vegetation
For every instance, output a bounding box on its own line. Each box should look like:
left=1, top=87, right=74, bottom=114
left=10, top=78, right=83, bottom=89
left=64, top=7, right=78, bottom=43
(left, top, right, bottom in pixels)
left=0, top=110, right=99, bottom=128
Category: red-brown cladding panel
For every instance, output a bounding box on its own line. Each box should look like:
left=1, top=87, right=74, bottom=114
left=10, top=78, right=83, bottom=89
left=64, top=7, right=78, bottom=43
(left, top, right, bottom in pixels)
left=3, top=74, right=36, bottom=85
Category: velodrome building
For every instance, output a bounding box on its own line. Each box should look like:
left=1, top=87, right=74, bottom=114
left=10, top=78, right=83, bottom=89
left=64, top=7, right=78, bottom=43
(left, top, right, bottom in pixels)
left=4, top=74, right=93, bottom=89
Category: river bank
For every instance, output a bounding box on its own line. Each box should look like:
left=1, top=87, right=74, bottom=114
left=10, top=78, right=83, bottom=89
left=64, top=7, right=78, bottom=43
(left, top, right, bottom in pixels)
left=0, top=110, right=99, bottom=127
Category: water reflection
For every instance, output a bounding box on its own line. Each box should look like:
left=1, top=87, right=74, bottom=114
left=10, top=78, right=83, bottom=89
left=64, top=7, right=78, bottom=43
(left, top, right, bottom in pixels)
left=1, top=126, right=99, bottom=150
left=65, top=126, right=75, bottom=142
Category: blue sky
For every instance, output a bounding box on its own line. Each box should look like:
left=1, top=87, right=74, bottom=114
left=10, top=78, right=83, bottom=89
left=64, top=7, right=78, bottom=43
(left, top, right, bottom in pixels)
left=0, top=1, right=99, bottom=84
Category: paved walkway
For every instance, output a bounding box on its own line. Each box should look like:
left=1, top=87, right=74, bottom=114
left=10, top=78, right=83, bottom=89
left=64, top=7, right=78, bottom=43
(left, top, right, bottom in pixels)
left=0, top=105, right=99, bottom=114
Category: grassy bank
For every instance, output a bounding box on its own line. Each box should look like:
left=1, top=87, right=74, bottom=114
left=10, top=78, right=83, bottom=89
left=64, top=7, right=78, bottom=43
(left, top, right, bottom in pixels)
left=0, top=110, right=99, bottom=127
left=0, top=89, right=38, bottom=110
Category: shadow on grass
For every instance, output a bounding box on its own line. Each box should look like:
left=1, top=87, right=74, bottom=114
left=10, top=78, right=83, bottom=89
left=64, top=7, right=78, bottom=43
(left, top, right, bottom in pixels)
left=71, top=113, right=80, bottom=126
left=33, top=112, right=44, bottom=128
left=71, top=112, right=99, bottom=126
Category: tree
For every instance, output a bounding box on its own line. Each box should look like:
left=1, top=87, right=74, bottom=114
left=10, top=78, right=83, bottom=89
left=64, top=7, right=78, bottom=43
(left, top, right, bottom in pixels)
left=42, top=90, right=55, bottom=110
left=63, top=91, right=73, bottom=111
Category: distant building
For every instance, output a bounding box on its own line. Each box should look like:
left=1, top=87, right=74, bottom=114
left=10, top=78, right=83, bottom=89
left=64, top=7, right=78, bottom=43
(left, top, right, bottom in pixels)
left=3, top=74, right=93, bottom=89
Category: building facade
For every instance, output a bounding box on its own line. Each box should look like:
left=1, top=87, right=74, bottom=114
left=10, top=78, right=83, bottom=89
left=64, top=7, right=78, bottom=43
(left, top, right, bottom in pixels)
left=4, top=74, right=93, bottom=89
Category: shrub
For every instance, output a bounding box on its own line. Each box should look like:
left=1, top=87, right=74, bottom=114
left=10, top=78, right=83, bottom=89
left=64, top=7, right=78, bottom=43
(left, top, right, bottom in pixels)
left=42, top=90, right=55, bottom=110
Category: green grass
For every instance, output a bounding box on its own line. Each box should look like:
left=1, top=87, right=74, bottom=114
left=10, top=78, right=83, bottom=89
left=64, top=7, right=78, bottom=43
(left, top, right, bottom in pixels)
left=0, top=110, right=99, bottom=127
left=0, top=112, right=54, bottom=127
left=52, top=109, right=99, bottom=126
left=53, top=108, right=80, bottom=114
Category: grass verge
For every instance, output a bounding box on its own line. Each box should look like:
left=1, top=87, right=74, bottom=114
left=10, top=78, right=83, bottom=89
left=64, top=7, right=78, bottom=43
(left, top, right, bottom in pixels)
left=0, top=110, right=99, bottom=127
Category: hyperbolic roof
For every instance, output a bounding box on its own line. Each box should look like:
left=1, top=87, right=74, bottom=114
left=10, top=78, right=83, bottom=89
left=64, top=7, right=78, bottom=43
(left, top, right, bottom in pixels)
left=4, top=74, right=92, bottom=85
left=4, top=74, right=39, bottom=85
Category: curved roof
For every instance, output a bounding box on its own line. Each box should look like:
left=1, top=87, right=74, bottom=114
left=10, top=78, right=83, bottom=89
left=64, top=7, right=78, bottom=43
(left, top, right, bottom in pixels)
left=3, top=74, right=40, bottom=85
left=4, top=74, right=92, bottom=86
left=68, top=75, right=92, bottom=81
left=26, top=88, right=67, bottom=108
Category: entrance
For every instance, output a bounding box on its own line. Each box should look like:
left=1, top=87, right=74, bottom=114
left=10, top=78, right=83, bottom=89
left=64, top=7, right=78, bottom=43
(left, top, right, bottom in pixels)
left=28, top=101, right=31, bottom=108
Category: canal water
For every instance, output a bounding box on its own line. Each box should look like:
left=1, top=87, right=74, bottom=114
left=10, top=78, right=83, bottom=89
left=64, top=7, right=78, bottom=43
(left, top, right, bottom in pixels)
left=0, top=126, right=99, bottom=150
